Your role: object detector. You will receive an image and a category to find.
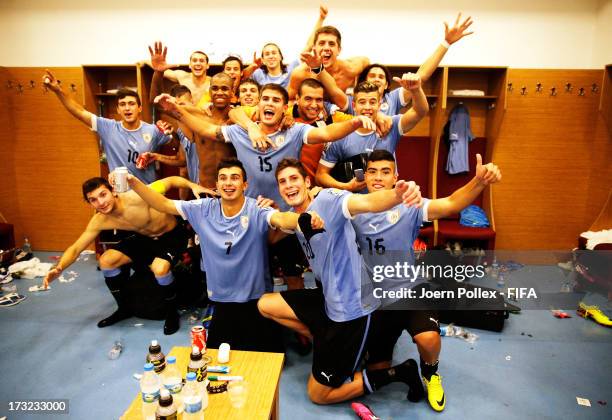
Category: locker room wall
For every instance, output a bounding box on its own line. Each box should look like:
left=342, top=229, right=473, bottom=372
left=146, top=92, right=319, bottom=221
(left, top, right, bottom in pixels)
left=492, top=69, right=611, bottom=249
left=0, top=67, right=20, bottom=235
left=0, top=67, right=99, bottom=251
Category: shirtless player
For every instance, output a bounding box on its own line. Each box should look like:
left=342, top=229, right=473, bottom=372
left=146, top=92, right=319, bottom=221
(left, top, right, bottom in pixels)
left=44, top=176, right=213, bottom=335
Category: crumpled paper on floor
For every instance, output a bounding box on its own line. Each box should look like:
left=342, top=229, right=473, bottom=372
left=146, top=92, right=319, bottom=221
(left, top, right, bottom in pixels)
left=8, top=258, right=53, bottom=279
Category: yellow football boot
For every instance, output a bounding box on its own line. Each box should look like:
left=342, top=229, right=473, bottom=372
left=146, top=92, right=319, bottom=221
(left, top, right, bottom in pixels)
left=423, top=373, right=446, bottom=412
left=577, top=302, right=612, bottom=327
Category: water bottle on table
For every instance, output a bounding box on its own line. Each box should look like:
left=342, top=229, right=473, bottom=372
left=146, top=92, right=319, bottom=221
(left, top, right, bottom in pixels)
left=140, top=363, right=160, bottom=420
left=182, top=372, right=203, bottom=419
left=162, top=356, right=183, bottom=414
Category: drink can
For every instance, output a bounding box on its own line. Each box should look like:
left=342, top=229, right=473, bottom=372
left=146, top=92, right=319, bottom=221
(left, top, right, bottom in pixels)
left=191, top=326, right=206, bottom=353
left=136, top=154, right=149, bottom=169
left=114, top=167, right=129, bottom=193
left=156, top=120, right=172, bottom=135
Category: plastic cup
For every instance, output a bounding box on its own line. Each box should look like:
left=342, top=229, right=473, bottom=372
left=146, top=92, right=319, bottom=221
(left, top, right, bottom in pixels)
left=227, top=380, right=248, bottom=409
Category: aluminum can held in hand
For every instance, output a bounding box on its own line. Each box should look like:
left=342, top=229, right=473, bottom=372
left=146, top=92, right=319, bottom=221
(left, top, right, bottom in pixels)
left=114, top=167, right=129, bottom=193
left=136, top=154, right=150, bottom=169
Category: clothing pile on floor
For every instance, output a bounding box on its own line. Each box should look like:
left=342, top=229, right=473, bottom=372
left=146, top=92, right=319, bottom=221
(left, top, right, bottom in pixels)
left=7, top=257, right=52, bottom=279
left=580, top=229, right=612, bottom=250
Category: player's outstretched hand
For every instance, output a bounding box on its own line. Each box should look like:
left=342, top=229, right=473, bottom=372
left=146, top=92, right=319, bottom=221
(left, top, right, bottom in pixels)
left=279, top=113, right=295, bottom=131
left=347, top=177, right=367, bottom=192
left=375, top=113, right=392, bottom=138
left=395, top=180, right=423, bottom=208
left=256, top=195, right=277, bottom=209
left=108, top=170, right=118, bottom=191
left=191, top=184, right=219, bottom=199
left=248, top=123, right=276, bottom=151
left=301, top=50, right=322, bottom=70
left=154, top=93, right=178, bottom=113
left=444, top=13, right=474, bottom=45
left=307, top=211, right=325, bottom=230
left=298, top=212, right=326, bottom=240
left=148, top=41, right=177, bottom=73
left=252, top=51, right=263, bottom=68
left=475, top=153, right=501, bottom=186
left=42, top=69, right=61, bottom=93
left=308, top=186, right=323, bottom=201
left=319, top=5, right=328, bottom=21
left=355, top=115, right=376, bottom=131
left=393, top=73, right=422, bottom=91
left=43, top=265, right=63, bottom=288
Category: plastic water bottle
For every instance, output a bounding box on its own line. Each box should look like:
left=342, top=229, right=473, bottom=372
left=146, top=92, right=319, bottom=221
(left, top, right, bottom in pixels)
left=497, top=272, right=505, bottom=288
left=108, top=340, right=123, bottom=360
left=140, top=363, right=161, bottom=420
left=200, top=377, right=208, bottom=411
left=155, top=388, right=177, bottom=420
left=22, top=237, right=32, bottom=254
left=162, top=356, right=183, bottom=414
left=146, top=340, right=166, bottom=374
left=491, top=257, right=499, bottom=280
left=445, top=323, right=479, bottom=343
left=182, top=372, right=204, bottom=419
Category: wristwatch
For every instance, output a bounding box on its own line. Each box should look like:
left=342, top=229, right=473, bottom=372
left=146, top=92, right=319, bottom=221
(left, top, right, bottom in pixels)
left=310, top=64, right=324, bottom=75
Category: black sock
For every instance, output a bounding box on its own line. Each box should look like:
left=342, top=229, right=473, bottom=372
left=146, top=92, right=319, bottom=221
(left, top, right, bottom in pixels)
left=420, top=358, right=439, bottom=381
left=160, top=282, right=180, bottom=335
left=103, top=271, right=130, bottom=314
left=364, top=359, right=423, bottom=401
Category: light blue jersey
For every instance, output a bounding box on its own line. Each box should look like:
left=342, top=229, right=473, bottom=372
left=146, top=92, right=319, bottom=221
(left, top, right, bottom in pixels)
left=352, top=200, right=430, bottom=292
left=252, top=59, right=300, bottom=89
left=175, top=197, right=276, bottom=302
left=222, top=123, right=313, bottom=210
left=295, top=189, right=380, bottom=322
left=345, top=88, right=408, bottom=116
left=176, top=129, right=200, bottom=184
left=446, top=104, right=475, bottom=174
left=320, top=115, right=404, bottom=169
left=92, top=116, right=170, bottom=183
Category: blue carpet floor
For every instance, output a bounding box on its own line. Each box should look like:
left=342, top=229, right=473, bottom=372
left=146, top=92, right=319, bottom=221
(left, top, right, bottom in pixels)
left=0, top=252, right=610, bottom=419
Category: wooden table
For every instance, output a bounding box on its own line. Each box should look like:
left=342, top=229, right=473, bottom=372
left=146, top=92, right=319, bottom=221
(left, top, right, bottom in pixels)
left=121, top=347, right=284, bottom=420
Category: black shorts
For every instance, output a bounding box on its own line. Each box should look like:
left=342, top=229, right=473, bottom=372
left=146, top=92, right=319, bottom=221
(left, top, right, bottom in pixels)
left=269, top=234, right=308, bottom=277
left=113, top=221, right=189, bottom=270
left=366, top=309, right=440, bottom=364
left=281, top=288, right=371, bottom=388
left=206, top=299, right=284, bottom=353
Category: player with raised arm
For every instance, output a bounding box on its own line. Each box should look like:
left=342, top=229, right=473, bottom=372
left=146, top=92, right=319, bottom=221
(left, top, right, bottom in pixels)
left=246, top=5, right=329, bottom=89
left=317, top=13, right=474, bottom=115
left=353, top=149, right=501, bottom=412
left=148, top=41, right=211, bottom=104
left=128, top=157, right=324, bottom=351
left=287, top=6, right=370, bottom=99
left=155, top=84, right=376, bottom=210
left=44, top=175, right=214, bottom=335
left=43, top=71, right=171, bottom=183
left=258, top=158, right=425, bottom=405
left=316, top=76, right=428, bottom=192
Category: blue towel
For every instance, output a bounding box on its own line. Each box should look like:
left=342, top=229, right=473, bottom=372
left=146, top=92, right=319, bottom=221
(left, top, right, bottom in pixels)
left=460, top=205, right=490, bottom=228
